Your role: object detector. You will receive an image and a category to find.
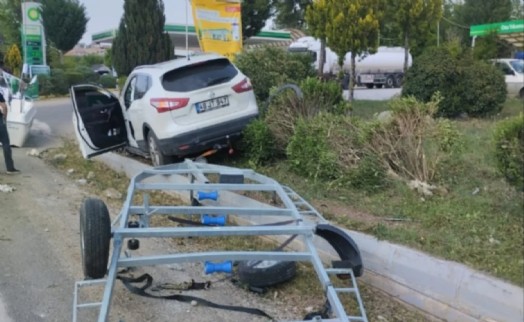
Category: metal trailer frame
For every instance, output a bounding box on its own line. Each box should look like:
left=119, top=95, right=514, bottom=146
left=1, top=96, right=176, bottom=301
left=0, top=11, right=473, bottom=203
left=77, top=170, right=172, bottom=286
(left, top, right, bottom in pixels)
left=72, top=159, right=368, bottom=322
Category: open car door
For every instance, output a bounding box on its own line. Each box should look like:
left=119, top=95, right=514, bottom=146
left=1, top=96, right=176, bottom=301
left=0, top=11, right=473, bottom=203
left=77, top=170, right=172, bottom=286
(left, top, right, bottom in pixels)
left=70, top=84, right=127, bottom=159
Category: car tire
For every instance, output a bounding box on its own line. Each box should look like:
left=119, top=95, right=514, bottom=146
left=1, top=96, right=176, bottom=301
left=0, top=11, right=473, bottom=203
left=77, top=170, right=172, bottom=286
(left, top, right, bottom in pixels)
left=385, top=76, right=395, bottom=88
left=237, top=259, right=297, bottom=288
left=147, top=132, right=173, bottom=167
left=80, top=198, right=111, bottom=279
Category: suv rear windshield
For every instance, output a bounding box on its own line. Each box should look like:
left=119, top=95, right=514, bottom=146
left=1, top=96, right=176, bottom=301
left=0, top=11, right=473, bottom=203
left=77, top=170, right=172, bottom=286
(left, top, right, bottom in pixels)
left=162, top=58, right=239, bottom=92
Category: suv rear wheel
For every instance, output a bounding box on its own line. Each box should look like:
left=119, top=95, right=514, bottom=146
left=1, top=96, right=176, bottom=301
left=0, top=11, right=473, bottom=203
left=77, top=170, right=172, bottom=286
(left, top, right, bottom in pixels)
left=147, top=132, right=173, bottom=166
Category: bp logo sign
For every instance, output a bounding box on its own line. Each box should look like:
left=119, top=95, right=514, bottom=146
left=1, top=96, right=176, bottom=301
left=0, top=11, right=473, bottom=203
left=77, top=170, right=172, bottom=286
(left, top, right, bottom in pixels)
left=27, top=7, right=40, bottom=21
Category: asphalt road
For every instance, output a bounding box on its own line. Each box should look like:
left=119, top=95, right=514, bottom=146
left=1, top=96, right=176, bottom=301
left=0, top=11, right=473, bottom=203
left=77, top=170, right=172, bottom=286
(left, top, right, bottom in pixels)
left=345, top=87, right=401, bottom=101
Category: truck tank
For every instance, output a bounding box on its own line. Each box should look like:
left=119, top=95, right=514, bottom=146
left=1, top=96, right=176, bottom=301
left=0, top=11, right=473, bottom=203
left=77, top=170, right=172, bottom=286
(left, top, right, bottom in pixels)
left=343, top=47, right=412, bottom=88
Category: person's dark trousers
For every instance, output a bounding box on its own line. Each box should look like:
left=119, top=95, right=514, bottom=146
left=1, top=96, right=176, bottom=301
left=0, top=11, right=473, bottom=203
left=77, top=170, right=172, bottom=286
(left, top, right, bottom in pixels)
left=0, top=118, right=15, bottom=171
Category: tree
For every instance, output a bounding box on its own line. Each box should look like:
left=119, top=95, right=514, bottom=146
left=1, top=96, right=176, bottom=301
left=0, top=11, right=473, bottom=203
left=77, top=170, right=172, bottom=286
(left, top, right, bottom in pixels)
left=274, top=0, right=312, bottom=29
left=305, top=0, right=330, bottom=76
left=40, top=0, right=89, bottom=54
left=323, top=0, right=381, bottom=101
left=112, top=0, right=173, bottom=76
left=454, top=0, right=512, bottom=46
left=388, top=0, right=443, bottom=74
left=5, top=44, right=22, bottom=76
left=0, top=0, right=23, bottom=48
left=242, top=0, right=273, bottom=41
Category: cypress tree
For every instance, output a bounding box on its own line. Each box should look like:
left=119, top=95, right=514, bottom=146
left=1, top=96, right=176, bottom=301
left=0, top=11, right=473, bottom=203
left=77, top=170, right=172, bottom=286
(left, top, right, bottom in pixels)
left=112, top=0, right=173, bottom=76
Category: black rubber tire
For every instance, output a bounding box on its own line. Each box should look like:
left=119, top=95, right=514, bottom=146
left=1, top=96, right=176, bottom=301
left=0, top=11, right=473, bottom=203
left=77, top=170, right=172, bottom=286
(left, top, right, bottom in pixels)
left=385, top=76, right=395, bottom=88
left=80, top=198, right=111, bottom=279
left=376, top=84, right=383, bottom=89
left=365, top=84, right=374, bottom=89
left=237, top=259, right=297, bottom=288
left=147, top=131, right=174, bottom=167
left=394, top=75, right=403, bottom=88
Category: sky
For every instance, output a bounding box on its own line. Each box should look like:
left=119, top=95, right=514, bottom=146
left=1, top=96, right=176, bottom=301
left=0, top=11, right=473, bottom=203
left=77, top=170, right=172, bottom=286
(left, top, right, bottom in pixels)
left=78, top=0, right=194, bottom=44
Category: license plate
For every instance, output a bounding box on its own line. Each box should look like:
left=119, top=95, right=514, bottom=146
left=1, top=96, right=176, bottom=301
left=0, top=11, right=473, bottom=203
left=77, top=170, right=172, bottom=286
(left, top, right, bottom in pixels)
left=360, top=74, right=374, bottom=83
left=195, top=96, right=229, bottom=114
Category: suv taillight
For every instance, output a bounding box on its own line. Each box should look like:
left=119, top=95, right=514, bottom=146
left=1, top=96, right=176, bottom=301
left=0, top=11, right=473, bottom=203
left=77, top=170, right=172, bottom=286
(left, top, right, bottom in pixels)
left=150, top=98, right=189, bottom=113
left=232, top=78, right=253, bottom=93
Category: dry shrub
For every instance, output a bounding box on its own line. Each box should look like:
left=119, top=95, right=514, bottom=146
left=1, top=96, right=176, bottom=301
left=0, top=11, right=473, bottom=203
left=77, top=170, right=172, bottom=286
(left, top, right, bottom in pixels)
left=365, top=94, right=462, bottom=183
left=265, top=78, right=349, bottom=154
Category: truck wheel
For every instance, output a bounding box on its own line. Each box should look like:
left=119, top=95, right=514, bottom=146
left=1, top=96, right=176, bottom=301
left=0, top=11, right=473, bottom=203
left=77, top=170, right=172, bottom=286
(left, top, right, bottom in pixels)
left=385, top=76, right=395, bottom=88
left=394, top=75, right=403, bottom=88
left=80, top=198, right=111, bottom=279
left=237, top=259, right=297, bottom=288
left=376, top=84, right=383, bottom=89
left=365, top=84, right=374, bottom=89
left=147, top=132, right=173, bottom=167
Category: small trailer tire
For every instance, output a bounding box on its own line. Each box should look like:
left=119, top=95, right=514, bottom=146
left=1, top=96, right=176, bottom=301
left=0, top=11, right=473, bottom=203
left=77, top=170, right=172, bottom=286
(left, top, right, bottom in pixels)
left=237, top=259, right=297, bottom=288
left=80, top=198, right=111, bottom=279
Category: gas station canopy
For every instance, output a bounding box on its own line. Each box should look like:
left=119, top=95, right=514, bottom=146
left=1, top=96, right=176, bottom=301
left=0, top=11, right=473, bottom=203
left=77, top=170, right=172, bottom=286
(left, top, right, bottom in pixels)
left=470, top=20, right=524, bottom=49
left=91, top=24, right=297, bottom=50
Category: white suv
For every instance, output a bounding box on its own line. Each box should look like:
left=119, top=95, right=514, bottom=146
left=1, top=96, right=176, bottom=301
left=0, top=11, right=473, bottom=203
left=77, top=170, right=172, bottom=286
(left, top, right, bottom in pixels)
left=70, top=53, right=259, bottom=165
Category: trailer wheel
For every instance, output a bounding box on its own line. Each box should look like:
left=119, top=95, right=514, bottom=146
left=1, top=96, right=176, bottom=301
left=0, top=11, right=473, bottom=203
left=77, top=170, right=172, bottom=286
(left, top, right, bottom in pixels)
left=80, top=198, right=111, bottom=279
left=237, top=259, right=297, bottom=288
left=385, top=76, right=395, bottom=88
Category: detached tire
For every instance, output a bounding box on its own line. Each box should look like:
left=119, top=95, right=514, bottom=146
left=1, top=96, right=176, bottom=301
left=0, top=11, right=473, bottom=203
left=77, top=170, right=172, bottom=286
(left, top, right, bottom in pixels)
left=80, top=198, right=111, bottom=279
left=237, top=259, right=297, bottom=288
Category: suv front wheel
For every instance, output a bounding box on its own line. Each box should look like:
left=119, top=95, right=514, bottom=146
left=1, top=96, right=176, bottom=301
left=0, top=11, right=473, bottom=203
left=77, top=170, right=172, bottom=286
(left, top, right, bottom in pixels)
left=147, top=131, right=173, bottom=166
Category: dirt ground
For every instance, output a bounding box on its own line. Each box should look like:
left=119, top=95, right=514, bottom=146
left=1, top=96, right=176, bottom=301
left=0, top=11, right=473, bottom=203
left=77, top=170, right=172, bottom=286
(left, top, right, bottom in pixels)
left=0, top=147, right=299, bottom=322
left=1, top=144, right=349, bottom=322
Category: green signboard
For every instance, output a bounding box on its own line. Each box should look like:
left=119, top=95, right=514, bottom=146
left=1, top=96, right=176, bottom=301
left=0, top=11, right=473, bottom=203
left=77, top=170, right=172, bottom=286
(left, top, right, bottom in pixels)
left=21, top=2, right=47, bottom=67
left=470, top=20, right=524, bottom=37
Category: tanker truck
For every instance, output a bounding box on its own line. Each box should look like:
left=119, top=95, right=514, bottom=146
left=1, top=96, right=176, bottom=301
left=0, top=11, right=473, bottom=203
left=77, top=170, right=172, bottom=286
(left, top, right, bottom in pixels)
left=288, top=37, right=412, bottom=89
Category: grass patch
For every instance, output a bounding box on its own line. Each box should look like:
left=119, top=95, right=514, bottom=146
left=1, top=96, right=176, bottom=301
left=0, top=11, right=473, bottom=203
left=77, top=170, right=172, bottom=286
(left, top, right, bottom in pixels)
left=41, top=140, right=431, bottom=321
left=350, top=100, right=390, bottom=119
left=225, top=98, right=524, bottom=286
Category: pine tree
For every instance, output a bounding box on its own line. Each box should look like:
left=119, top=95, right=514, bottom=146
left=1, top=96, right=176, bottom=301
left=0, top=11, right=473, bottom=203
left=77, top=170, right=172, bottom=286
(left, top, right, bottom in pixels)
left=112, top=0, right=173, bottom=76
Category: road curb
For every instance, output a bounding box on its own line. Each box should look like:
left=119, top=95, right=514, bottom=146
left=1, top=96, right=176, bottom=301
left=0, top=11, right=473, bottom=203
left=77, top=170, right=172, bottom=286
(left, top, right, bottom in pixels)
left=96, top=153, right=523, bottom=322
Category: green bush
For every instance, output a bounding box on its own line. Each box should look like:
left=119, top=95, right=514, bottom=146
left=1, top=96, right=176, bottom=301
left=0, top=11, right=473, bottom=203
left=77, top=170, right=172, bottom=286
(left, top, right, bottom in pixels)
left=36, top=74, right=53, bottom=96
left=493, top=114, right=524, bottom=191
left=300, top=77, right=349, bottom=115
left=286, top=115, right=340, bottom=181
left=234, top=46, right=315, bottom=103
left=99, top=74, right=117, bottom=88
left=117, top=76, right=128, bottom=90
left=346, top=154, right=387, bottom=192
left=457, top=58, right=506, bottom=117
left=240, top=118, right=277, bottom=165
left=65, top=71, right=84, bottom=87
left=402, top=46, right=507, bottom=118
left=50, top=69, right=69, bottom=95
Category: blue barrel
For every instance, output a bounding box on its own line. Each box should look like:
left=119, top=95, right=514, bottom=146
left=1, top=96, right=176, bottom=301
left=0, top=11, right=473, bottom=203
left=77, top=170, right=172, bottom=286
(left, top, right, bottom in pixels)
left=204, top=261, right=232, bottom=274
left=197, top=191, right=218, bottom=201
left=201, top=215, right=226, bottom=226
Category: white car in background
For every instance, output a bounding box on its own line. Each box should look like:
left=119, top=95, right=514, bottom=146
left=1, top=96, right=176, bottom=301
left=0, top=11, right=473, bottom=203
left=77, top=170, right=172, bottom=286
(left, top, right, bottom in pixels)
left=70, top=53, right=258, bottom=166
left=492, top=58, right=524, bottom=99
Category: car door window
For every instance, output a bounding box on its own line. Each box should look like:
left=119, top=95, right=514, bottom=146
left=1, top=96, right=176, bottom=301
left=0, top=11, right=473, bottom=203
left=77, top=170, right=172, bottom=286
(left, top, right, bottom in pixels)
left=134, top=75, right=150, bottom=100
left=123, top=77, right=137, bottom=109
